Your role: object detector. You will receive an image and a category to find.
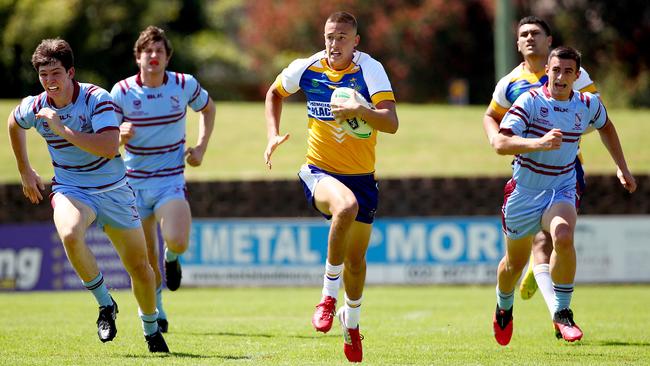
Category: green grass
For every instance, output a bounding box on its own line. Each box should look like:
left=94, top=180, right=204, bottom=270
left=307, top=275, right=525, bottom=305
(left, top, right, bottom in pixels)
left=1, top=100, right=648, bottom=183
left=1, top=286, right=649, bottom=365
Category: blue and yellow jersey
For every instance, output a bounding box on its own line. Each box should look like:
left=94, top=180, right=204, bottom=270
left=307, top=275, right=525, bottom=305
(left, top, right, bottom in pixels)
left=14, top=81, right=126, bottom=192
left=489, top=63, right=598, bottom=120
left=273, top=50, right=395, bottom=174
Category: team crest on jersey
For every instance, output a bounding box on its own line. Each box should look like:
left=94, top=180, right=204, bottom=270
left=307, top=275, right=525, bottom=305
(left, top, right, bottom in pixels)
left=540, top=106, right=549, bottom=117
left=574, top=113, right=583, bottom=130
left=133, top=100, right=142, bottom=110
left=170, top=95, right=181, bottom=111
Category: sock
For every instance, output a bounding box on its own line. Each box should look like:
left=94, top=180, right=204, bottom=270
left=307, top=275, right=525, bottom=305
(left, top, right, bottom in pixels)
left=156, top=285, right=167, bottom=320
left=82, top=273, right=113, bottom=307
left=553, top=283, right=574, bottom=313
left=344, top=294, right=362, bottom=329
left=164, top=248, right=180, bottom=262
left=496, top=286, right=514, bottom=310
left=533, top=264, right=555, bottom=317
left=322, top=261, right=343, bottom=299
left=139, top=308, right=160, bottom=336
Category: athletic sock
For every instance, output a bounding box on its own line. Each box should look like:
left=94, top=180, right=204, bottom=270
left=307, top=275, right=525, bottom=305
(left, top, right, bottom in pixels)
left=552, top=283, right=574, bottom=313
left=82, top=273, right=113, bottom=307
left=533, top=264, right=555, bottom=317
left=155, top=285, right=167, bottom=320
left=344, top=294, right=362, bottom=329
left=139, top=308, right=160, bottom=336
left=164, top=248, right=180, bottom=262
left=496, top=286, right=514, bottom=310
left=322, top=261, right=343, bottom=299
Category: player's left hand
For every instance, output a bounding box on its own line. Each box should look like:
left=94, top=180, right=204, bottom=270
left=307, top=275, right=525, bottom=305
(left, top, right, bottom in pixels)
left=617, top=168, right=637, bottom=193
left=35, top=107, right=65, bottom=136
left=185, top=145, right=206, bottom=167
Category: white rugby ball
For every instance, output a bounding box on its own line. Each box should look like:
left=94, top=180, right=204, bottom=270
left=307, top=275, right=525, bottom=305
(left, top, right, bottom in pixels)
left=330, top=87, right=374, bottom=139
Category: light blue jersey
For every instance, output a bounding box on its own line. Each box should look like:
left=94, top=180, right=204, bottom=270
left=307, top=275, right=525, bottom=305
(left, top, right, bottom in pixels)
left=111, top=71, right=209, bottom=189
left=13, top=81, right=126, bottom=192
left=500, top=85, right=607, bottom=191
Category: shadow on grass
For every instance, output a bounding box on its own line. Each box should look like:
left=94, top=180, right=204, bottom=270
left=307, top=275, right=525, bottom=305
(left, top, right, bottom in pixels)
left=124, top=352, right=252, bottom=360
left=591, top=340, right=650, bottom=347
left=185, top=331, right=273, bottom=338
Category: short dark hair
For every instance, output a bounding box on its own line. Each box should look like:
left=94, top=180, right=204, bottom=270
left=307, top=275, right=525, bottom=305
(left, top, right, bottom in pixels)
left=548, top=46, right=581, bottom=70
left=518, top=16, right=551, bottom=37
left=31, top=39, right=74, bottom=71
left=326, top=11, right=358, bottom=32
left=134, top=26, right=173, bottom=58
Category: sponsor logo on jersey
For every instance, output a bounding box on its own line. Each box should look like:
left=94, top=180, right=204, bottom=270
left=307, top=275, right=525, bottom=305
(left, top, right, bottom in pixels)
left=307, top=101, right=332, bottom=119
left=147, top=93, right=163, bottom=100
left=554, top=106, right=569, bottom=112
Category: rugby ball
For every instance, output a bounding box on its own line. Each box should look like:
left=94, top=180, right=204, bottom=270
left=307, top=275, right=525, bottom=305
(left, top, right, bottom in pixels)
left=330, top=87, right=374, bottom=139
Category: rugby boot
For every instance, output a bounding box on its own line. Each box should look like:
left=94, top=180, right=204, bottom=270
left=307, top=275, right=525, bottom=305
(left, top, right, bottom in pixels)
left=145, top=330, right=170, bottom=353
left=312, top=296, right=336, bottom=333
left=337, top=307, right=363, bottom=363
left=97, top=297, right=118, bottom=343
left=493, top=304, right=513, bottom=346
left=553, top=308, right=583, bottom=342
left=165, top=258, right=182, bottom=291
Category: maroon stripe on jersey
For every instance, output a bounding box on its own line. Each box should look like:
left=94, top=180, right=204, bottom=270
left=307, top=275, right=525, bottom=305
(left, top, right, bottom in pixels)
left=512, top=105, right=530, bottom=118
left=197, top=97, right=210, bottom=111
left=529, top=124, right=581, bottom=137
left=127, top=171, right=185, bottom=179
left=507, top=109, right=529, bottom=126
left=53, top=157, right=111, bottom=172
left=95, top=101, right=115, bottom=109
left=96, top=126, right=119, bottom=134
left=127, top=165, right=185, bottom=175
left=92, top=106, right=115, bottom=116
left=124, top=111, right=185, bottom=122
left=52, top=156, right=106, bottom=170
left=124, top=112, right=186, bottom=127
left=125, top=146, right=183, bottom=156
left=516, top=155, right=575, bottom=170
left=53, top=175, right=127, bottom=190
left=526, top=129, right=580, bottom=143
left=85, top=86, right=99, bottom=105
left=175, top=73, right=179, bottom=85
left=180, top=73, right=185, bottom=89
left=189, top=84, right=201, bottom=103
left=49, top=143, right=74, bottom=149
left=126, top=138, right=185, bottom=151
left=516, top=160, right=575, bottom=176
left=119, top=80, right=128, bottom=94
left=32, top=94, right=45, bottom=115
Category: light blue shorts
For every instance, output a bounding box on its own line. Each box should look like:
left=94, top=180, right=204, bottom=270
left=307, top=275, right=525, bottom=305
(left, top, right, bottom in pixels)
left=501, top=180, right=576, bottom=239
left=51, top=183, right=141, bottom=229
left=133, top=184, right=188, bottom=219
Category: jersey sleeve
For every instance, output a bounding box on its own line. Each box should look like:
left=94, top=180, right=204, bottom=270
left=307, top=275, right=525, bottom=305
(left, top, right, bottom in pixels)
left=109, top=83, right=125, bottom=123
left=575, top=67, right=598, bottom=95
left=500, top=92, right=534, bottom=136
left=361, top=57, right=395, bottom=105
left=586, top=92, right=608, bottom=129
left=89, top=88, right=119, bottom=133
left=13, top=96, right=39, bottom=129
left=488, top=75, right=513, bottom=119
left=273, top=56, right=315, bottom=97
left=184, top=74, right=210, bottom=112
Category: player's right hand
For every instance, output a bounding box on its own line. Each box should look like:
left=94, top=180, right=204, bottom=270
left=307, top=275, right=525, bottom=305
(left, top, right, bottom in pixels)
left=119, top=122, right=135, bottom=144
left=539, top=128, right=563, bottom=150
left=20, top=168, right=44, bottom=204
left=264, top=134, right=290, bottom=169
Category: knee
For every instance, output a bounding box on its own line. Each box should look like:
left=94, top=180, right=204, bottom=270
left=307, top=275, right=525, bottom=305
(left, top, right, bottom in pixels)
left=552, top=226, right=574, bottom=252
left=58, top=227, right=86, bottom=249
left=164, top=234, right=189, bottom=252
left=127, top=260, right=154, bottom=283
left=331, top=197, right=359, bottom=221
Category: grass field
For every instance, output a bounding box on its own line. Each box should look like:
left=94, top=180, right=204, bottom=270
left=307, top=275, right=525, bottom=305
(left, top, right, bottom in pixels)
left=1, top=286, right=649, bottom=365
left=1, top=100, right=649, bottom=183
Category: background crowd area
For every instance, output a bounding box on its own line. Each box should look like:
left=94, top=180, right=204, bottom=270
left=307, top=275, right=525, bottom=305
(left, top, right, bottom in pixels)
left=1, top=0, right=649, bottom=107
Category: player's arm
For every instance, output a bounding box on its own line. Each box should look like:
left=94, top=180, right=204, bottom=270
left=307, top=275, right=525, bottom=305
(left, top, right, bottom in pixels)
left=483, top=106, right=504, bottom=146
left=264, top=87, right=290, bottom=169
left=35, top=107, right=119, bottom=159
left=493, top=128, right=563, bottom=155
left=596, top=119, right=637, bottom=193
left=356, top=100, right=398, bottom=134
left=7, top=110, right=44, bottom=204
left=185, top=97, right=215, bottom=167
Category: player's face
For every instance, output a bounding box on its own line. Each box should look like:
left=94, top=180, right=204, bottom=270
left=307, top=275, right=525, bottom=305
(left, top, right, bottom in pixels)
left=324, top=21, right=359, bottom=71
left=136, top=40, right=169, bottom=74
left=38, top=61, right=74, bottom=101
left=546, top=56, right=580, bottom=100
left=517, top=23, right=551, bottom=58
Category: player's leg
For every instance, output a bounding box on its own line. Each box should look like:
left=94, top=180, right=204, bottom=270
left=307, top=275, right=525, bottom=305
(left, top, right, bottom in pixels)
left=141, top=213, right=168, bottom=332
left=52, top=193, right=118, bottom=342
left=104, top=224, right=168, bottom=352
left=530, top=231, right=556, bottom=316
left=494, top=234, right=533, bottom=346
left=311, top=176, right=358, bottom=333
left=156, top=198, right=191, bottom=292
left=337, top=221, right=371, bottom=363
left=541, top=201, right=582, bottom=341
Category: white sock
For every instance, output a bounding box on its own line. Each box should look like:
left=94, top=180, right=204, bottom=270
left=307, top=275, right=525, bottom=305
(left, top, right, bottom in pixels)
left=344, top=294, right=362, bottom=329
left=533, top=264, right=555, bottom=317
left=322, top=261, right=343, bottom=299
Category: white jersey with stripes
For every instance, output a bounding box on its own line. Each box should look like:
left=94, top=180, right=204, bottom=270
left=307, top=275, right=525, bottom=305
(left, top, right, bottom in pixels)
left=14, top=81, right=126, bottom=192
left=500, top=85, right=607, bottom=191
left=111, top=71, right=209, bottom=189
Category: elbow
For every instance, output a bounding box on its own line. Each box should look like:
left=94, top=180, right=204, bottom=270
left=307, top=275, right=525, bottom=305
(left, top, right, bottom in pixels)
left=384, top=118, right=399, bottom=134
left=491, top=137, right=509, bottom=155
left=102, top=144, right=120, bottom=159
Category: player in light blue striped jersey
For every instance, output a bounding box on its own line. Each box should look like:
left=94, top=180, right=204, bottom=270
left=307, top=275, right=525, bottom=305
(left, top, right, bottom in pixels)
left=7, top=38, right=168, bottom=352
left=111, top=26, right=216, bottom=333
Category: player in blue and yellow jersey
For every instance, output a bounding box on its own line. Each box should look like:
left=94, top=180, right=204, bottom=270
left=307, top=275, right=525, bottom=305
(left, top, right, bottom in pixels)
left=111, top=26, right=216, bottom=333
left=491, top=47, right=636, bottom=345
left=7, top=39, right=168, bottom=352
left=263, top=11, right=398, bottom=363
left=484, top=16, right=601, bottom=316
